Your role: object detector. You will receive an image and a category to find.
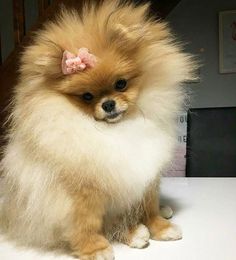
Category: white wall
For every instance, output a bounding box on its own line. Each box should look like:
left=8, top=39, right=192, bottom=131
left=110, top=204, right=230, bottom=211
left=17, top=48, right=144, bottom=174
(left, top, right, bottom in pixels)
left=167, top=0, right=236, bottom=108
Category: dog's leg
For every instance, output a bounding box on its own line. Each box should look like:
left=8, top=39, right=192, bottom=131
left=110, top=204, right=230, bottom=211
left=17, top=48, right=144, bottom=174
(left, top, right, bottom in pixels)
left=142, top=182, right=182, bottom=241
left=68, top=187, right=114, bottom=260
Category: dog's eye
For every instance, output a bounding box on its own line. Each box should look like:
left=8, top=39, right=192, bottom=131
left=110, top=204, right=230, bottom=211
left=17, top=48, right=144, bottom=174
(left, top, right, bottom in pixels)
left=114, top=79, right=127, bottom=92
left=82, top=92, right=94, bottom=101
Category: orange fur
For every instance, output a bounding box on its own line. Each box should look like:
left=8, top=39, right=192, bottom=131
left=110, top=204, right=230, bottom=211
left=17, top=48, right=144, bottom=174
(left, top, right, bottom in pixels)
left=69, top=186, right=110, bottom=258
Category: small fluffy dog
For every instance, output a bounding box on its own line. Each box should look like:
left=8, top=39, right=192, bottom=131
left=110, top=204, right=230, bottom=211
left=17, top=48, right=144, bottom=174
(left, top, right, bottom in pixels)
left=0, top=1, right=194, bottom=259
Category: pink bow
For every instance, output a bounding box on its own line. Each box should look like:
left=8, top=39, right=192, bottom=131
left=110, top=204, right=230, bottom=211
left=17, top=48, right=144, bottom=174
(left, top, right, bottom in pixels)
left=61, top=48, right=97, bottom=75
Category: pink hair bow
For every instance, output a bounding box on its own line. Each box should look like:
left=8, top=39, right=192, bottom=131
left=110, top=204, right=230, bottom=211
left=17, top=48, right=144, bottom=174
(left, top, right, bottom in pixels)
left=61, top=48, right=97, bottom=75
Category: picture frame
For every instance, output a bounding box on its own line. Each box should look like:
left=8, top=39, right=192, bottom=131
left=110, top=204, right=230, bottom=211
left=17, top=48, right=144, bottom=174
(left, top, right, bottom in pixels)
left=219, top=10, right=236, bottom=74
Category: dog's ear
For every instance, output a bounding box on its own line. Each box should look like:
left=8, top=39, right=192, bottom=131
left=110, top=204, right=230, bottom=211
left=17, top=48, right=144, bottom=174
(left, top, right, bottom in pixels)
left=20, top=40, right=63, bottom=79
left=105, top=2, right=168, bottom=53
left=108, top=23, right=150, bottom=53
left=111, top=2, right=151, bottom=27
left=105, top=2, right=150, bottom=49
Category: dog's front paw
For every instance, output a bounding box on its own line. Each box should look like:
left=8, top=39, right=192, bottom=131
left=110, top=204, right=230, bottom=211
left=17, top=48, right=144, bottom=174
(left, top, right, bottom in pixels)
left=155, top=224, right=182, bottom=241
left=79, top=246, right=114, bottom=260
left=71, top=234, right=114, bottom=260
left=147, top=216, right=182, bottom=241
left=128, top=224, right=150, bottom=249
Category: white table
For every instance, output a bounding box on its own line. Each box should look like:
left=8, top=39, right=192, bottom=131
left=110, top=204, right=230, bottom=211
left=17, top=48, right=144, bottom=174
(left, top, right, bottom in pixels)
left=0, top=178, right=236, bottom=260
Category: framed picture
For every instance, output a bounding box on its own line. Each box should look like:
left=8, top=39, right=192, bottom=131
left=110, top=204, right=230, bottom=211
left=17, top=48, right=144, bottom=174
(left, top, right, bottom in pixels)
left=219, top=10, right=236, bottom=73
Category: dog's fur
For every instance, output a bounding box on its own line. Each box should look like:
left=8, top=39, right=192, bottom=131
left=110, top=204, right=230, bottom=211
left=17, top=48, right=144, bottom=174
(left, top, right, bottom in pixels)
left=0, top=1, right=195, bottom=259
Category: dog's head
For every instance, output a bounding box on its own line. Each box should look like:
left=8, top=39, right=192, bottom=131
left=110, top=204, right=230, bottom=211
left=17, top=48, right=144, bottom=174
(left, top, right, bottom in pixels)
left=20, top=1, right=195, bottom=123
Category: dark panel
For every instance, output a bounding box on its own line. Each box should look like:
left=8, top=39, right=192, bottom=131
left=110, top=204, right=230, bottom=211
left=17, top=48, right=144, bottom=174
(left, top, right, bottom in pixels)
left=186, top=107, right=236, bottom=177
left=0, top=0, right=15, bottom=62
left=0, top=34, right=2, bottom=65
left=13, top=0, right=25, bottom=45
left=38, top=0, right=51, bottom=17
left=24, top=0, right=39, bottom=32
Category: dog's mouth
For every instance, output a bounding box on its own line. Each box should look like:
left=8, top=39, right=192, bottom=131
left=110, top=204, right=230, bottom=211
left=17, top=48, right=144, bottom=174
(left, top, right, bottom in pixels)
left=105, top=111, right=125, bottom=123
left=95, top=108, right=127, bottom=123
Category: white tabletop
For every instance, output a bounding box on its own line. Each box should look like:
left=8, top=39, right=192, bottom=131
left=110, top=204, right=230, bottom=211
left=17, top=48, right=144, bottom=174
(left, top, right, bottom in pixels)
left=0, top=178, right=236, bottom=260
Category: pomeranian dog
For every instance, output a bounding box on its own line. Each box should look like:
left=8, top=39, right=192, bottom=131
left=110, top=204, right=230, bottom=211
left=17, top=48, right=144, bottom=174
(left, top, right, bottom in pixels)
left=0, top=0, right=195, bottom=259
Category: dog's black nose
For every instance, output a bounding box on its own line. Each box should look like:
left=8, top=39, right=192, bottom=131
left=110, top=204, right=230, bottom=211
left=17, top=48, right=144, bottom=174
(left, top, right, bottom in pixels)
left=102, top=100, right=116, bottom=113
